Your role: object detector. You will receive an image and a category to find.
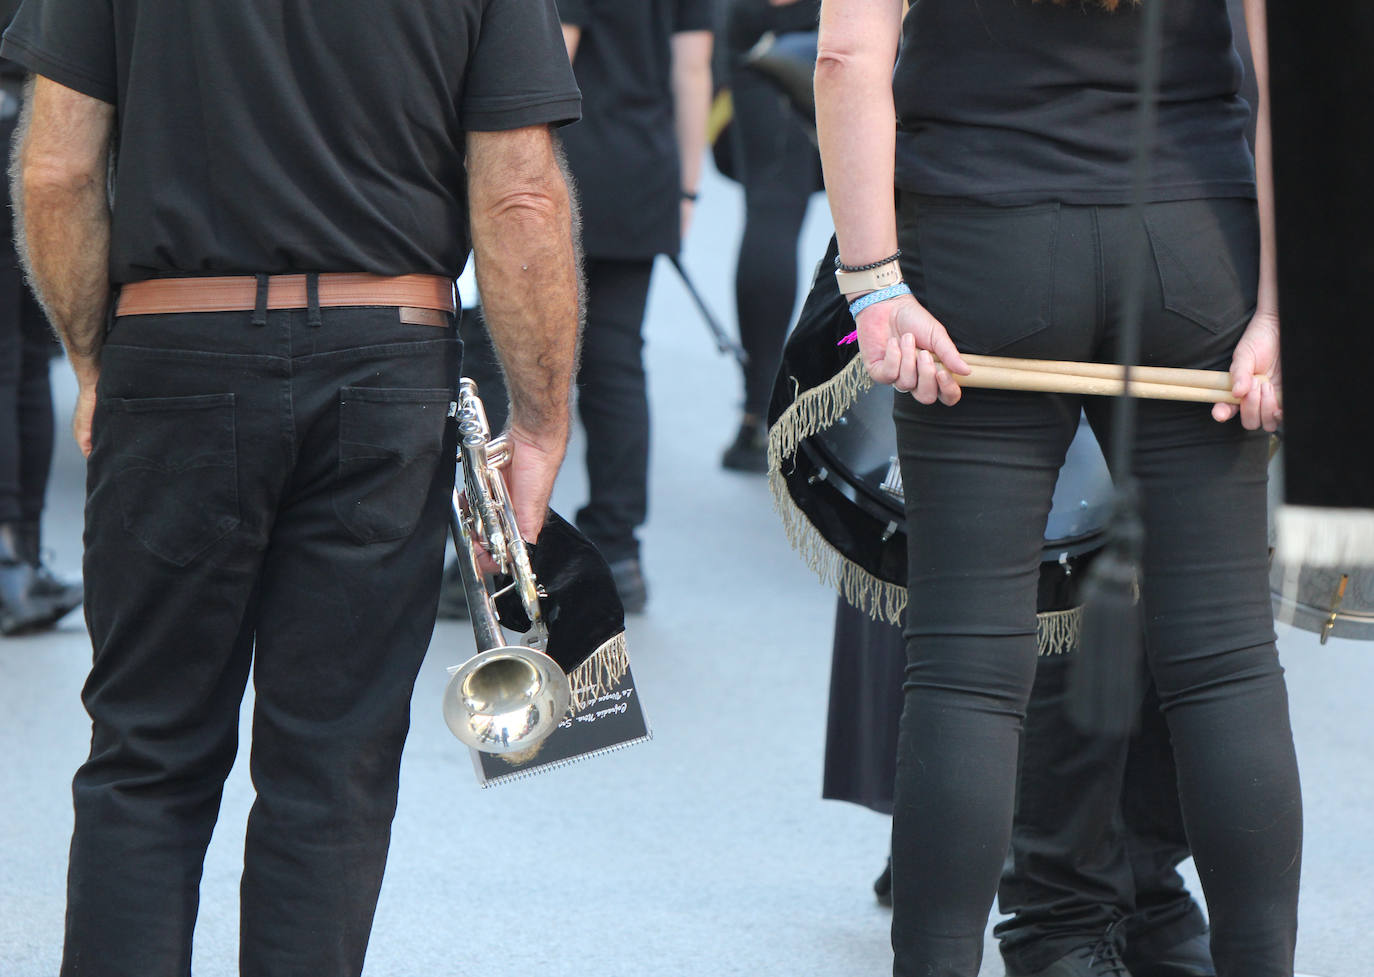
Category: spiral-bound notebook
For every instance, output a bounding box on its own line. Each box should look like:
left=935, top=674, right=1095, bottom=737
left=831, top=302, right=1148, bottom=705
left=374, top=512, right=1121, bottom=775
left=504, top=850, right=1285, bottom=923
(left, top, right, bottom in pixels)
left=469, top=663, right=651, bottom=787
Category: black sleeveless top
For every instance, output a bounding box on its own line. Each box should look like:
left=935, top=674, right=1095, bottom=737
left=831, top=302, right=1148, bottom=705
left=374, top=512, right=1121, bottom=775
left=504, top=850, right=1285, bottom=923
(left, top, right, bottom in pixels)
left=893, top=0, right=1255, bottom=205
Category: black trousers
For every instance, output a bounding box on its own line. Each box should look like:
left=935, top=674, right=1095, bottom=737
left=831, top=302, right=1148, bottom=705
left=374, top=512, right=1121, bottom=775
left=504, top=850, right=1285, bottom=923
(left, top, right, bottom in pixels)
left=888, top=194, right=1301, bottom=977
left=728, top=62, right=822, bottom=418
left=574, top=257, right=655, bottom=564
left=822, top=597, right=1206, bottom=966
left=0, top=84, right=56, bottom=526
left=65, top=304, right=458, bottom=977
left=996, top=654, right=1206, bottom=973
left=0, top=263, right=54, bottom=524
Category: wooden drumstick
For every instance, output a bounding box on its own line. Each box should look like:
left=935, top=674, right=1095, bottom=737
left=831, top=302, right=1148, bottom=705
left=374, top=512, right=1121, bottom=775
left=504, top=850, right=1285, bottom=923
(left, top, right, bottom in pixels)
left=929, top=354, right=1278, bottom=406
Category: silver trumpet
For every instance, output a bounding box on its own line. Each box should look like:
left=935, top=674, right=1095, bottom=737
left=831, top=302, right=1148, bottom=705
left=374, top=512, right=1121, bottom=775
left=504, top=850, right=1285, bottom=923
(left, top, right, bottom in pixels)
left=442, top=378, right=572, bottom=754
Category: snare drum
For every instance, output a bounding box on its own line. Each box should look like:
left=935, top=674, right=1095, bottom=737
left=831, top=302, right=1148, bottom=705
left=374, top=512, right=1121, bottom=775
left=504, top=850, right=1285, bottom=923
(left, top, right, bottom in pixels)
left=778, top=372, right=1114, bottom=642
left=1269, top=445, right=1374, bottom=642
left=768, top=236, right=1113, bottom=644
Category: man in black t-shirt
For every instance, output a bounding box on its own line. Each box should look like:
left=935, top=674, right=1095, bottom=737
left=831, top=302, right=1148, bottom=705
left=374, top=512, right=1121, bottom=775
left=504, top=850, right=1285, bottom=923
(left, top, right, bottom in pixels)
left=2, top=2, right=581, bottom=973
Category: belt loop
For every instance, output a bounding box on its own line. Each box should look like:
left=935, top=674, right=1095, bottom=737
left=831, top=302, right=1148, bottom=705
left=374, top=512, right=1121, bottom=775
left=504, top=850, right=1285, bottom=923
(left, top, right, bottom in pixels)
left=306, top=272, right=323, bottom=328
left=252, top=274, right=269, bottom=326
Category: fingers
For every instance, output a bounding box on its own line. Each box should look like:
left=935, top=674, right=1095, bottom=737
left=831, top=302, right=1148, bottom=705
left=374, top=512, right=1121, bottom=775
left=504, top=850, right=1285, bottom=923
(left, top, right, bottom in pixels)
left=893, top=333, right=920, bottom=393
left=935, top=364, right=963, bottom=406
left=1259, top=376, right=1281, bottom=432
left=867, top=335, right=902, bottom=386
left=1229, top=343, right=1256, bottom=401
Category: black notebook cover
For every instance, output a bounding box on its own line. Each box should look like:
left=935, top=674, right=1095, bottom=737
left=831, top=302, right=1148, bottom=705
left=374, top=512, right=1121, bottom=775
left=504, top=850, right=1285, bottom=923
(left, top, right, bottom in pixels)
left=469, top=664, right=651, bottom=787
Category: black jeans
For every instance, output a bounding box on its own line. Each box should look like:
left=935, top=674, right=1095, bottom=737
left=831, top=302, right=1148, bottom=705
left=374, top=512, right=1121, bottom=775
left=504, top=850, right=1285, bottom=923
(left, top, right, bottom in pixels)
left=888, top=194, right=1301, bottom=977
left=65, top=304, right=459, bottom=977
left=574, top=257, right=654, bottom=564
left=997, top=655, right=1207, bottom=972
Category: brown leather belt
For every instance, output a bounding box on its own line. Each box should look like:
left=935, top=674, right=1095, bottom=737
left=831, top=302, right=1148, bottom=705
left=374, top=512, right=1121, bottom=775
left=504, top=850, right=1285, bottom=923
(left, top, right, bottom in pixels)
left=115, top=273, right=456, bottom=318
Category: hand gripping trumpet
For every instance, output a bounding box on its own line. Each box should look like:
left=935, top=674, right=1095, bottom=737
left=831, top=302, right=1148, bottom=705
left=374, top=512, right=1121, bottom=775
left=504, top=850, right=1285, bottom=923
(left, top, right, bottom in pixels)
left=442, top=379, right=572, bottom=754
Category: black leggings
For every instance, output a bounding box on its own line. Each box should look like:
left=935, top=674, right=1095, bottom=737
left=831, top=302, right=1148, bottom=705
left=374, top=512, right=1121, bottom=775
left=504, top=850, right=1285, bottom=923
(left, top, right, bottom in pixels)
left=888, top=194, right=1301, bottom=977
left=728, top=62, right=821, bottom=417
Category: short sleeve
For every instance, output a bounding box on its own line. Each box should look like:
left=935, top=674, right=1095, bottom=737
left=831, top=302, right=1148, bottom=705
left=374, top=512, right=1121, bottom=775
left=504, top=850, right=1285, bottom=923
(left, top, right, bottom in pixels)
left=0, top=0, right=116, bottom=104
left=674, top=0, right=714, bottom=34
left=556, top=0, right=590, bottom=29
left=462, top=0, right=581, bottom=132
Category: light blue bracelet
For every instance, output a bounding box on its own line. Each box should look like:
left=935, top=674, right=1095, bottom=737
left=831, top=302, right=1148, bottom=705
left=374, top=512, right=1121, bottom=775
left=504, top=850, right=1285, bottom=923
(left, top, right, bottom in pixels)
left=848, top=282, right=911, bottom=319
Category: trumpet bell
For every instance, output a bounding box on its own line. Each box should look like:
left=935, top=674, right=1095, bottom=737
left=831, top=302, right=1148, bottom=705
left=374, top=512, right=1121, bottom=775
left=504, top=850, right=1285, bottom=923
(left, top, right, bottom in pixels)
left=442, top=645, right=573, bottom=754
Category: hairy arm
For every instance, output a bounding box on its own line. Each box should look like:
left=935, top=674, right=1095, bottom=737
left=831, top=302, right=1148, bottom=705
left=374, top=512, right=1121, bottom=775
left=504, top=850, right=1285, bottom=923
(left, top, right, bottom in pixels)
left=466, top=125, right=582, bottom=538
left=12, top=75, right=116, bottom=456
left=670, top=28, right=713, bottom=239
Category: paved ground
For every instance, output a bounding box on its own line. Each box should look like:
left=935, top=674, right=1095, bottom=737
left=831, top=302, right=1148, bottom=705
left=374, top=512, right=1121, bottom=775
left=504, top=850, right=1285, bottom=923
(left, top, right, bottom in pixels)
left=2, top=164, right=1370, bottom=977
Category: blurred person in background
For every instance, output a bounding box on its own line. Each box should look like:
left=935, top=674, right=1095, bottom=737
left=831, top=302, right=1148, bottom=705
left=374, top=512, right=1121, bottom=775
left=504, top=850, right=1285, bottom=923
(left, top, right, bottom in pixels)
left=716, top=0, right=822, bottom=473
left=557, top=0, right=712, bottom=612
left=440, top=0, right=713, bottom=617
left=0, top=0, right=81, bottom=637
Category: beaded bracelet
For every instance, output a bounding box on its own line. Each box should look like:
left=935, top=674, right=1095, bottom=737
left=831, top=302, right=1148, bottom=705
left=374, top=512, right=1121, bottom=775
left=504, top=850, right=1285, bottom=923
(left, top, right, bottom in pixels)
left=834, top=250, right=902, bottom=273
left=848, top=282, right=912, bottom=319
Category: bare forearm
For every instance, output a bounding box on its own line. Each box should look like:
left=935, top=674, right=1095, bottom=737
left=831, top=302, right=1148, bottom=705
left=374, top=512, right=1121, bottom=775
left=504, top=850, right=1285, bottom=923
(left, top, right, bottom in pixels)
left=13, top=78, right=113, bottom=385
left=1244, top=0, right=1277, bottom=318
left=671, top=30, right=713, bottom=198
left=815, top=0, right=904, bottom=271
left=467, top=128, right=582, bottom=439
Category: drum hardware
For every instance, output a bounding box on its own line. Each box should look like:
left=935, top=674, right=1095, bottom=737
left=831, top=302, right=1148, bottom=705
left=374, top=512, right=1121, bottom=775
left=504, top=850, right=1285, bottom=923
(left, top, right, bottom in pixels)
left=1267, top=445, right=1374, bottom=643
left=442, top=379, right=572, bottom=755
left=1321, top=575, right=1350, bottom=644
left=879, top=457, right=903, bottom=502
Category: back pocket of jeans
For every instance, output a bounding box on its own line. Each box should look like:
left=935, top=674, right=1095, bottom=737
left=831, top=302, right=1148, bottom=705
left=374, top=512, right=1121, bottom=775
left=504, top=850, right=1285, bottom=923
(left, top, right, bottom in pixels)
left=332, top=386, right=452, bottom=544
left=105, top=393, right=240, bottom=566
left=912, top=201, right=1059, bottom=354
left=1144, top=199, right=1258, bottom=335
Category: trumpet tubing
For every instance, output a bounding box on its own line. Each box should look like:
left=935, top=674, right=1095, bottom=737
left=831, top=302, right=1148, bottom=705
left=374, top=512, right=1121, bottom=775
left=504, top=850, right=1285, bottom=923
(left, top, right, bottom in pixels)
left=442, top=379, right=572, bottom=755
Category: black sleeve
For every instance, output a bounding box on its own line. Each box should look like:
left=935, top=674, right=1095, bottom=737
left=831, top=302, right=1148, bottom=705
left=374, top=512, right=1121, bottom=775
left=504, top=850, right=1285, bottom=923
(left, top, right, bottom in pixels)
left=462, top=0, right=581, bottom=131
left=0, top=0, right=116, bottom=104
left=674, top=0, right=715, bottom=34
left=555, top=0, right=591, bottom=29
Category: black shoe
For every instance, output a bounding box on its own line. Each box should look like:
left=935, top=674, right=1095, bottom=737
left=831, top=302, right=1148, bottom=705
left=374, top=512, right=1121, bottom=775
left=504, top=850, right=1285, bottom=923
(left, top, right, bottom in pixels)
left=435, top=561, right=470, bottom=620
left=607, top=557, right=647, bottom=614
left=873, top=857, right=892, bottom=907
left=1006, top=933, right=1132, bottom=977
left=721, top=417, right=768, bottom=473
left=14, top=521, right=82, bottom=618
left=0, top=523, right=68, bottom=636
left=1123, top=932, right=1215, bottom=977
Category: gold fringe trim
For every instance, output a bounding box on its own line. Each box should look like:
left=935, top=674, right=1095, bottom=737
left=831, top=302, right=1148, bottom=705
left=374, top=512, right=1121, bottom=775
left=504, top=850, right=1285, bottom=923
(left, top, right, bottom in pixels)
left=1036, top=607, right=1083, bottom=656
left=769, top=461, right=909, bottom=625
left=767, top=354, right=874, bottom=478
left=766, top=353, right=1084, bottom=655
left=767, top=354, right=906, bottom=623
left=567, top=631, right=629, bottom=712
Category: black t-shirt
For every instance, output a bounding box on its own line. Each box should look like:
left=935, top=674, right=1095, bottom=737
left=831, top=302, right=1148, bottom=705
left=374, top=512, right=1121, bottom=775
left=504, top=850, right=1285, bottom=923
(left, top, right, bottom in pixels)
left=0, top=0, right=21, bottom=78
left=557, top=0, right=713, bottom=260
left=1, top=0, right=581, bottom=283
left=892, top=0, right=1255, bottom=205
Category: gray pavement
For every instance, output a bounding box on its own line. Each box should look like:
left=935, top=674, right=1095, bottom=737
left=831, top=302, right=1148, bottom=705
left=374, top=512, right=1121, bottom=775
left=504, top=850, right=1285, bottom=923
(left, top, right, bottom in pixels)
left=2, top=165, right=1371, bottom=977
